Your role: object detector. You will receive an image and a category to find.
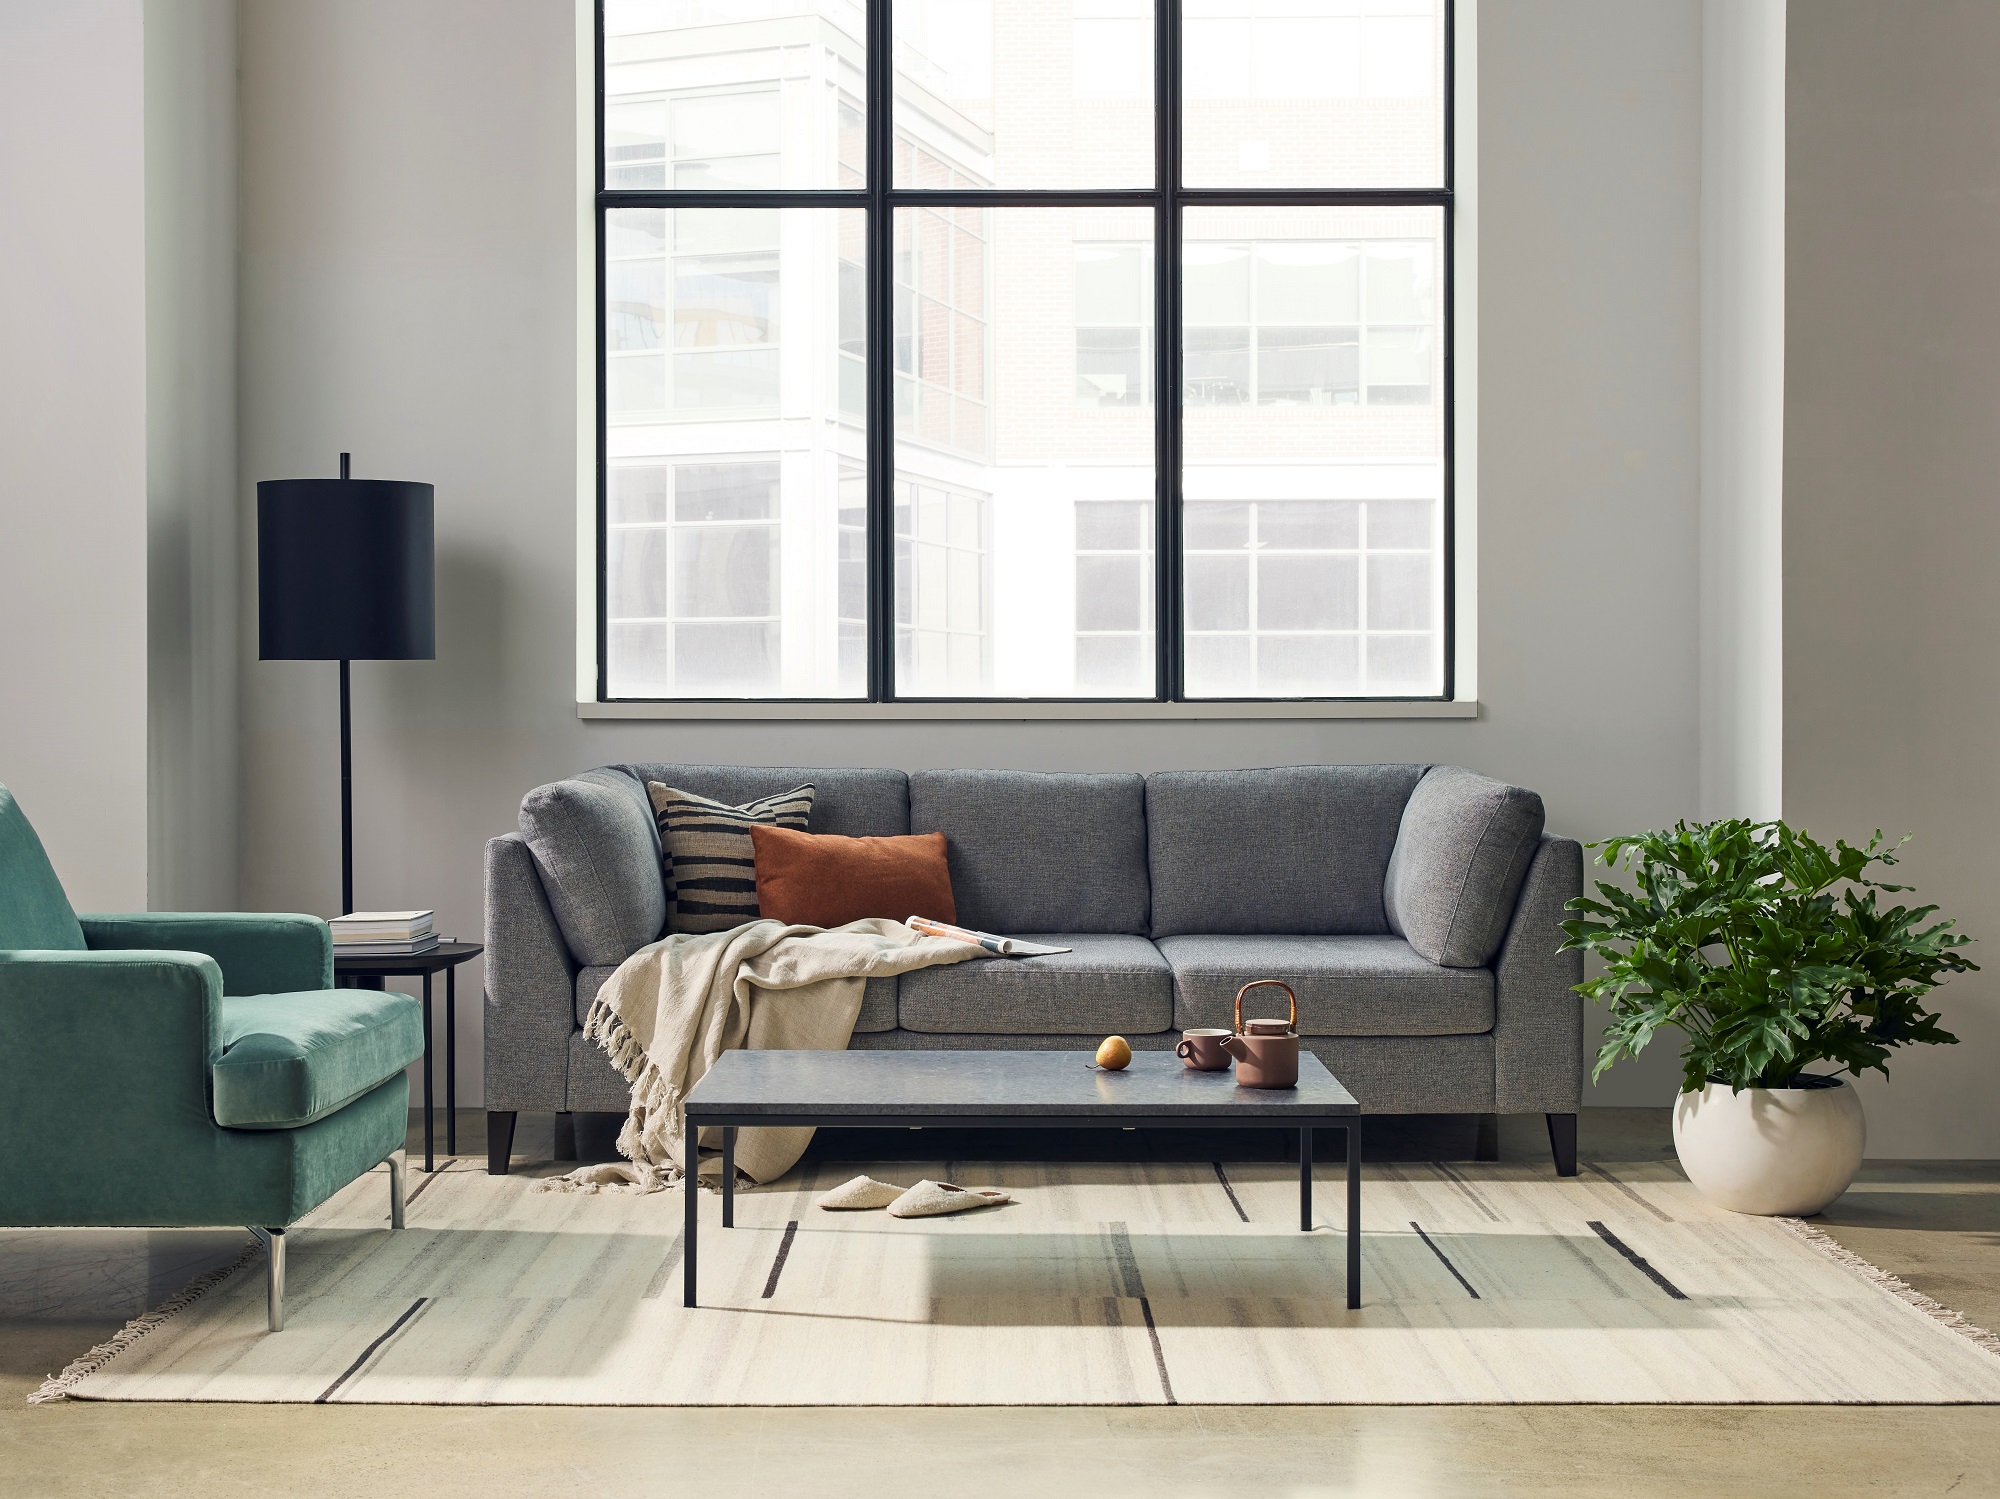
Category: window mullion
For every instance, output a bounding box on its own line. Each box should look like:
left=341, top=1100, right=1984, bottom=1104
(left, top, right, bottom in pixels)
left=1155, top=0, right=1182, bottom=702
left=865, top=0, right=894, bottom=701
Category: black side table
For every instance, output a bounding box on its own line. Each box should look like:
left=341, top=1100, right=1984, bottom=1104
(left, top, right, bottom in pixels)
left=335, top=941, right=483, bottom=1172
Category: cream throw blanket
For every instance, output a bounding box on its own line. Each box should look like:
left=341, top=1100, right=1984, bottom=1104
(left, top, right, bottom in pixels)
left=540, top=918, right=982, bottom=1193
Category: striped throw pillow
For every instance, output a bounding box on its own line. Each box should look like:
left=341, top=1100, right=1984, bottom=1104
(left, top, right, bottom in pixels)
left=646, top=782, right=815, bottom=935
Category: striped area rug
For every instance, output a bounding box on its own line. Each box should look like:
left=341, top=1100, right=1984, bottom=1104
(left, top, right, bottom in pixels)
left=43, top=1157, right=2000, bottom=1405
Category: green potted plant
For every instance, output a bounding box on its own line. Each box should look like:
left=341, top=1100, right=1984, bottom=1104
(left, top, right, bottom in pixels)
left=1560, top=819, right=1976, bottom=1215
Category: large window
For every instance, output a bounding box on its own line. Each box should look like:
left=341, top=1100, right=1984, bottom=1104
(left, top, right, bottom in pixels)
left=597, top=0, right=1451, bottom=702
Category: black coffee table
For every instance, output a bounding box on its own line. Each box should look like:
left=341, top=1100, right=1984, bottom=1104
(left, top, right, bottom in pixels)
left=681, top=1049, right=1363, bottom=1310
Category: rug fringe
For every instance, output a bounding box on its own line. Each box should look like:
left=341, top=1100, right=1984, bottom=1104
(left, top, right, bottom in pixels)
left=27, top=1241, right=263, bottom=1404
left=1776, top=1215, right=2000, bottom=1357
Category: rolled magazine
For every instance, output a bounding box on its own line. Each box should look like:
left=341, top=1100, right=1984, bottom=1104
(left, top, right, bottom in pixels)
left=906, top=917, right=1071, bottom=957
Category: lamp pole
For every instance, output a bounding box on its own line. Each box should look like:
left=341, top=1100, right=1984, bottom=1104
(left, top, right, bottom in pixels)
left=339, top=657, right=353, bottom=916
left=337, top=452, right=354, bottom=916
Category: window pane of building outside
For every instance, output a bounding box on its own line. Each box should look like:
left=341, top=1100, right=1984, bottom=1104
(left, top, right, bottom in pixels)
left=1182, top=206, right=1444, bottom=697
left=603, top=0, right=864, bottom=191
left=897, top=205, right=1155, bottom=698
left=605, top=207, right=865, bottom=699
left=894, top=0, right=1154, bottom=190
left=1182, top=0, right=1444, bottom=189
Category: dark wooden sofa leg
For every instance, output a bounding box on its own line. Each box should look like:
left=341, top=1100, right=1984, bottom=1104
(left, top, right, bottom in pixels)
left=487, top=1111, right=517, bottom=1175
left=1474, top=1113, right=1500, bottom=1161
left=1546, top=1112, right=1579, bottom=1176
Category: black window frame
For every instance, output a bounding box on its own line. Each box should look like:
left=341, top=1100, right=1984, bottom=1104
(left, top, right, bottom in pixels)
left=595, top=0, right=1454, bottom=705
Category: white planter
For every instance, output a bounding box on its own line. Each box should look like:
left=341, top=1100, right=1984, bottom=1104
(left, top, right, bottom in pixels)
left=1672, top=1079, right=1867, bottom=1216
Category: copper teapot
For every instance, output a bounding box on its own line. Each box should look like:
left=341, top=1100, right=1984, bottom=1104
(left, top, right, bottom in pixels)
left=1219, top=980, right=1300, bottom=1089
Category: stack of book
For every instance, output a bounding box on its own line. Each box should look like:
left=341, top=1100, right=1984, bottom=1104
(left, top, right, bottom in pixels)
left=330, top=910, right=439, bottom=957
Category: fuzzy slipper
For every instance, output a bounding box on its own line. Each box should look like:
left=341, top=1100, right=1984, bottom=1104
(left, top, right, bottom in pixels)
left=886, top=1179, right=1011, bottom=1218
left=816, top=1175, right=908, bottom=1211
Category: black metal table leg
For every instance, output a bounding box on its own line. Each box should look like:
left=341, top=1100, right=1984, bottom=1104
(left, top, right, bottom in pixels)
left=683, top=1140, right=698, bottom=1308
left=1300, top=1124, right=1313, bottom=1231
left=721, top=1127, right=735, bottom=1228
left=445, top=965, right=457, bottom=1157
left=420, top=974, right=434, bottom=1173
left=1346, top=1119, right=1362, bottom=1310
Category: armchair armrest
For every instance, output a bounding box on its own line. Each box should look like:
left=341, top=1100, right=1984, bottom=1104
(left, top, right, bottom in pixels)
left=80, top=912, right=331, bottom=995
left=1492, top=835, right=1585, bottom=1113
left=0, top=949, right=224, bottom=1204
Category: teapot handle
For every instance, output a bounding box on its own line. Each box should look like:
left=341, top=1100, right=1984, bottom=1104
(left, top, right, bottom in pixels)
left=1234, top=979, right=1298, bottom=1035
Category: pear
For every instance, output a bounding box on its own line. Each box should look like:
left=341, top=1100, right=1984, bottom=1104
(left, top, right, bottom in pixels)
left=1095, top=1035, right=1133, bottom=1071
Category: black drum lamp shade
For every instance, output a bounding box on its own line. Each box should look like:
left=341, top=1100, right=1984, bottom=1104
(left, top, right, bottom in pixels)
left=257, top=460, right=436, bottom=916
left=258, top=478, right=436, bottom=661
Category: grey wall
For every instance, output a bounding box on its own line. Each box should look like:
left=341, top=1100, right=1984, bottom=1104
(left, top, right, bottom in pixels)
left=0, top=1, right=151, bottom=911
left=1786, top=1, right=2000, bottom=1157
left=146, top=0, right=242, bottom=912
left=236, top=0, right=1704, bottom=1109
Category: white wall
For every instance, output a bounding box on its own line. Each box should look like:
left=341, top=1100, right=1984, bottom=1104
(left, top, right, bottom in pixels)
left=0, top=2, right=151, bottom=911
left=146, top=0, right=241, bottom=911
left=1785, top=1, right=2000, bottom=1158
left=236, top=0, right=1705, bottom=1110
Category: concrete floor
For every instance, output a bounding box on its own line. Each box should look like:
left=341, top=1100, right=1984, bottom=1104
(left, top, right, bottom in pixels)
left=5, top=1108, right=2000, bottom=1497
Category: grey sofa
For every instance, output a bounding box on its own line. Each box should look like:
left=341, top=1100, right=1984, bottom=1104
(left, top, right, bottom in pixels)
left=484, top=763, right=1584, bottom=1175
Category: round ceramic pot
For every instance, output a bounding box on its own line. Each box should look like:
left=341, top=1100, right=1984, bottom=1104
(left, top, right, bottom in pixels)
left=1672, top=1079, right=1866, bottom=1216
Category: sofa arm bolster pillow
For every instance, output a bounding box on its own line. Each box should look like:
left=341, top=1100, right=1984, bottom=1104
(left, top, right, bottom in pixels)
left=1384, top=766, right=1546, bottom=967
left=517, top=769, right=666, bottom=968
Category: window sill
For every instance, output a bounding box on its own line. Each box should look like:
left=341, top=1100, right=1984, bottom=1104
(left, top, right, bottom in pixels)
left=577, top=698, right=1479, bottom=722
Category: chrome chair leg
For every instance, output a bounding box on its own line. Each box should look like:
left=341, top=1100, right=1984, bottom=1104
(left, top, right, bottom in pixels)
left=388, top=1147, right=407, bottom=1229
left=249, top=1226, right=286, bottom=1332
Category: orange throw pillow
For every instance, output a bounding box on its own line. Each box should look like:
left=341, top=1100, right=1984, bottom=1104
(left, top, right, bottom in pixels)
left=749, top=825, right=957, bottom=929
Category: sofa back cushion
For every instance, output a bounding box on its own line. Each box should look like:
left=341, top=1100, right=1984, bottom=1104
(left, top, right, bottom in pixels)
left=1146, top=765, right=1428, bottom=937
left=0, top=783, right=85, bottom=952
left=517, top=769, right=665, bottom=968
left=910, top=770, right=1149, bottom=934
left=1383, top=765, right=1546, bottom=967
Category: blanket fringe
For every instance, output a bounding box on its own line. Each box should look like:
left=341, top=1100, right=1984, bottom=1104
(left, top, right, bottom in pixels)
left=27, top=1241, right=262, bottom=1404
left=1776, top=1215, right=2000, bottom=1357
left=531, top=1000, right=688, bottom=1196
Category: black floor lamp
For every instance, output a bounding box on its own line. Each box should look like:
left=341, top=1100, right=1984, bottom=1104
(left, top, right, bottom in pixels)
left=258, top=454, right=435, bottom=915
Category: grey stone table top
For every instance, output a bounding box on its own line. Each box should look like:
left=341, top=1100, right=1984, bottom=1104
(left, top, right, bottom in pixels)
left=684, top=1049, right=1359, bottom=1119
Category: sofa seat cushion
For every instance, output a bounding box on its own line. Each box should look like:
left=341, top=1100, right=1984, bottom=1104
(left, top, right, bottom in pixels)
left=213, top=989, right=424, bottom=1129
left=897, top=934, right=1172, bottom=1035
left=574, top=965, right=898, bottom=1034
left=1157, top=934, right=1493, bottom=1037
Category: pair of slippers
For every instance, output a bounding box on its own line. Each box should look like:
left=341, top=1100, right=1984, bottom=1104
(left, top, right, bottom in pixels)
left=817, top=1175, right=1010, bottom=1217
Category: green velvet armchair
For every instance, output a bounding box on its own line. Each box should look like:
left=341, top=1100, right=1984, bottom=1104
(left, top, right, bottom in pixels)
left=0, top=784, right=424, bottom=1331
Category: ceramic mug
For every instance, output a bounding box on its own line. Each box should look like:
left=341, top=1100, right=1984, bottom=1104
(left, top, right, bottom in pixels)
left=1176, top=1028, right=1234, bottom=1071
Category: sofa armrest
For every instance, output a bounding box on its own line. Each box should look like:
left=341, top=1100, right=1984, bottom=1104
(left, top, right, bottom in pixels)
left=0, top=950, right=224, bottom=1182
left=484, top=833, right=577, bottom=1112
left=1492, top=835, right=1585, bottom=1113
left=80, top=912, right=331, bottom=995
